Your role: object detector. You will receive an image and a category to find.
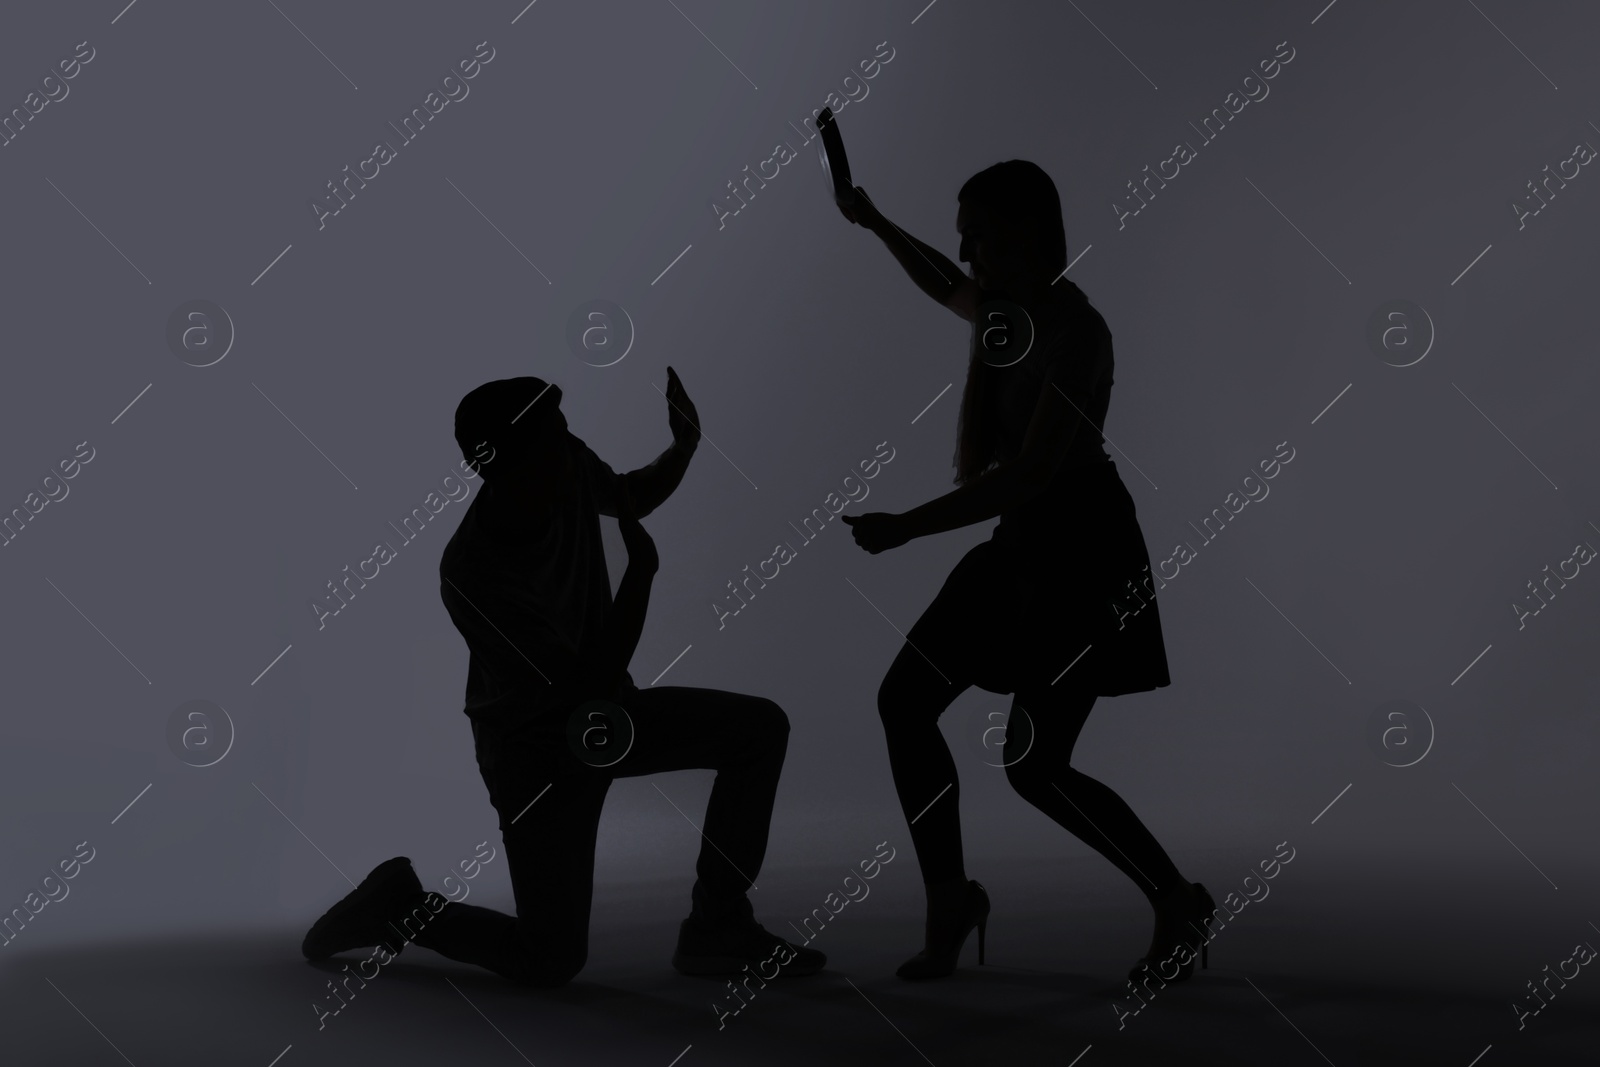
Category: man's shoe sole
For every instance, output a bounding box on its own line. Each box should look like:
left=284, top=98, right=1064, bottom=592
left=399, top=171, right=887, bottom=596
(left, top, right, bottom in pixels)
left=671, top=951, right=825, bottom=977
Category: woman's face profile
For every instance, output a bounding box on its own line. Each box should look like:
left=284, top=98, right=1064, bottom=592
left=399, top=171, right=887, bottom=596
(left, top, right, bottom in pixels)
left=957, top=200, right=1032, bottom=292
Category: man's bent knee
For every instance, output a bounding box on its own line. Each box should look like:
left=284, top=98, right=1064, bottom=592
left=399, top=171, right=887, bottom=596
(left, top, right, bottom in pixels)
left=744, top=696, right=788, bottom=739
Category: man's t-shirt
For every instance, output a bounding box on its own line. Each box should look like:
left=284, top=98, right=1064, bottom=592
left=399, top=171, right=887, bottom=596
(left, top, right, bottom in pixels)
left=438, top=434, right=633, bottom=729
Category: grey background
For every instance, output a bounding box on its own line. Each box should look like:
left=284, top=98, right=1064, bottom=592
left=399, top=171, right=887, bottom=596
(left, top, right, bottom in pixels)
left=2, top=1, right=1598, bottom=1064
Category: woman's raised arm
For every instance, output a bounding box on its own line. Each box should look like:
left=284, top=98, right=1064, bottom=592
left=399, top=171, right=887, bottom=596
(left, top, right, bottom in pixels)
left=842, top=185, right=978, bottom=321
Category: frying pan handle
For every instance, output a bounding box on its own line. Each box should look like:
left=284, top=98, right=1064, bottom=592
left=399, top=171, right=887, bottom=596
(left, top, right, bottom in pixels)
left=817, top=107, right=856, bottom=206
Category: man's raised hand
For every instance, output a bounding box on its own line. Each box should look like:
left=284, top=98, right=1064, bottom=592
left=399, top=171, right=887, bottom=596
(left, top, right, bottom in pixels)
left=665, top=366, right=701, bottom=450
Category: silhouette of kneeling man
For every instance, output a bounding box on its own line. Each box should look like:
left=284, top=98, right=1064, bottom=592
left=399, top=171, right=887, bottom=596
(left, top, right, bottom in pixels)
left=301, top=371, right=824, bottom=985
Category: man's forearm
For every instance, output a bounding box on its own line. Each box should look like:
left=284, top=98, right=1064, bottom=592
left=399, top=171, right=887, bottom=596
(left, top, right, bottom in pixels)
left=871, top=216, right=963, bottom=305
left=577, top=565, right=653, bottom=697
left=627, top=439, right=695, bottom=517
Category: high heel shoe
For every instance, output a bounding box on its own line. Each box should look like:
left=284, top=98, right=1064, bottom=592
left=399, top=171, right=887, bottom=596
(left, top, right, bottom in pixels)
left=895, top=879, right=990, bottom=980
left=1127, top=880, right=1214, bottom=985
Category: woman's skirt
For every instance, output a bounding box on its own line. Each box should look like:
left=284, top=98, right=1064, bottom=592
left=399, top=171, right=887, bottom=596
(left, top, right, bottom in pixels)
left=903, top=460, right=1171, bottom=697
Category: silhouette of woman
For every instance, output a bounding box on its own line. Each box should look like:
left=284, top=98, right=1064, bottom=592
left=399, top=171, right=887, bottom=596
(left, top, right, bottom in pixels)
left=837, top=160, right=1215, bottom=985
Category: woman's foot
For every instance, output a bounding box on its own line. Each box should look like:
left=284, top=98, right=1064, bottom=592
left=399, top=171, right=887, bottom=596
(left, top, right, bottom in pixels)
left=1128, top=880, right=1213, bottom=984
left=895, top=877, right=990, bottom=980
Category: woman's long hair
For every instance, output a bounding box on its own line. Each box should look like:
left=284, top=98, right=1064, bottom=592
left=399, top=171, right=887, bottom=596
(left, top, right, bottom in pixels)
left=952, top=160, right=1067, bottom=485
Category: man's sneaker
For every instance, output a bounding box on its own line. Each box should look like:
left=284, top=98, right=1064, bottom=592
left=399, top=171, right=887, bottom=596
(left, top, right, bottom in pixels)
left=301, top=856, right=426, bottom=961
left=671, top=913, right=826, bottom=977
